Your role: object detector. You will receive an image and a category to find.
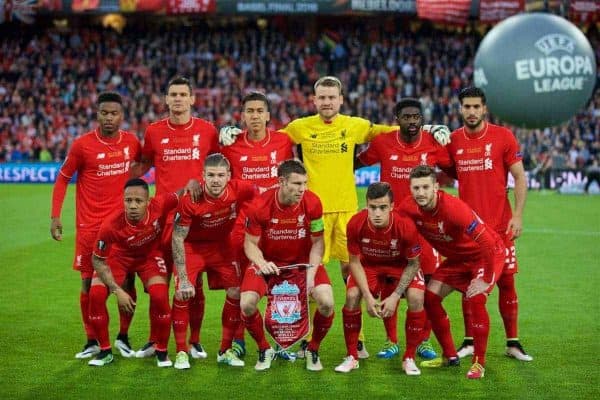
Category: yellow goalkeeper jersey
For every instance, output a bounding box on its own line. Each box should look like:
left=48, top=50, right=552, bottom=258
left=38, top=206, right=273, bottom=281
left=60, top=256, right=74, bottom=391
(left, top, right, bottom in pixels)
left=281, top=114, right=396, bottom=212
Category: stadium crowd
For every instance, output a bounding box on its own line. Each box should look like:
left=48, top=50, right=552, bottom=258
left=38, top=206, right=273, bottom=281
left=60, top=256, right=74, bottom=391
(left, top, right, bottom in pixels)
left=0, top=18, right=598, bottom=170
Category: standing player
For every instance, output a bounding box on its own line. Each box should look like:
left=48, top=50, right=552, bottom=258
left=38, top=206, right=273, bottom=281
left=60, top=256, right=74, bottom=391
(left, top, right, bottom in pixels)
left=399, top=165, right=506, bottom=379
left=240, top=160, right=335, bottom=372
left=447, top=87, right=532, bottom=362
left=171, top=154, right=256, bottom=370
left=335, top=183, right=425, bottom=376
left=50, top=92, right=141, bottom=359
left=87, top=179, right=176, bottom=367
left=132, top=76, right=219, bottom=359
left=357, top=98, right=454, bottom=360
left=220, top=91, right=294, bottom=359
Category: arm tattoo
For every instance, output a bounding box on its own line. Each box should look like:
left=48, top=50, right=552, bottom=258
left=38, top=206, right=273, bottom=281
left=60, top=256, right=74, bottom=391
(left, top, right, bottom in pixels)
left=172, top=224, right=190, bottom=281
left=394, top=257, right=421, bottom=298
left=92, top=255, right=119, bottom=293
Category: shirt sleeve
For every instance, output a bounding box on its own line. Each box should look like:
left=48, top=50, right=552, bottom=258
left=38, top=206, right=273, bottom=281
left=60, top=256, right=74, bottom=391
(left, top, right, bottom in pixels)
left=244, top=203, right=263, bottom=237
left=358, top=117, right=398, bottom=143
left=174, top=195, right=194, bottom=227
left=141, top=128, right=154, bottom=161
left=399, top=216, right=422, bottom=259
left=51, top=140, right=82, bottom=218
left=279, top=119, right=302, bottom=144
left=357, top=142, right=379, bottom=166
left=93, top=222, right=115, bottom=259
left=503, top=129, right=523, bottom=168
left=346, top=216, right=361, bottom=256
left=308, top=193, right=324, bottom=235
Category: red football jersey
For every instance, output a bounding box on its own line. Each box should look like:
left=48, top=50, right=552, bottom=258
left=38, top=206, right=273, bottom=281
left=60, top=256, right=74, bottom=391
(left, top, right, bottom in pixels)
left=220, top=129, right=294, bottom=190
left=447, top=122, right=522, bottom=232
left=142, top=117, right=218, bottom=195
left=93, top=192, right=179, bottom=260
left=245, top=189, right=324, bottom=265
left=358, top=130, right=452, bottom=200
left=175, top=180, right=257, bottom=242
left=398, top=191, right=503, bottom=282
left=347, top=209, right=421, bottom=268
left=52, top=129, right=141, bottom=231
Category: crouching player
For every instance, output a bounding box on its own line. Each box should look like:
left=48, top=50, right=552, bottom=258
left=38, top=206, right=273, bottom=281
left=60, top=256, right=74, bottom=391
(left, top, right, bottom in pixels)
left=88, top=178, right=177, bottom=367
left=240, top=160, right=335, bottom=372
left=171, top=153, right=257, bottom=370
left=335, top=182, right=425, bottom=375
left=399, top=166, right=505, bottom=379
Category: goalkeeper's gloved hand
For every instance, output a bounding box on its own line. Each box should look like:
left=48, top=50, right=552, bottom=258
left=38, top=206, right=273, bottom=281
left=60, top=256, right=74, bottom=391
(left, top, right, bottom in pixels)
left=423, top=124, right=452, bottom=146
left=219, top=126, right=242, bottom=146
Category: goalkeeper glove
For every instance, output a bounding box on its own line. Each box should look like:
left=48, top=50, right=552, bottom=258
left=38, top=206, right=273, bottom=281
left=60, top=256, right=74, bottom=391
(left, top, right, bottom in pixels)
left=423, top=124, right=452, bottom=146
left=219, top=126, right=242, bottom=146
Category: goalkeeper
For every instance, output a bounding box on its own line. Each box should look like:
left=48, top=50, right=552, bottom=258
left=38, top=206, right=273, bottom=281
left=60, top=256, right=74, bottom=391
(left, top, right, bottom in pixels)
left=220, top=76, right=451, bottom=357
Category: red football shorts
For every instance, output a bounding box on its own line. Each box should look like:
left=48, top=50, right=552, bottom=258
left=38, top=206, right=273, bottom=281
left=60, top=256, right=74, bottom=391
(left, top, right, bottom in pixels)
left=179, top=241, right=240, bottom=291
left=241, top=264, right=331, bottom=298
left=347, top=265, right=425, bottom=296
left=74, top=229, right=98, bottom=279
left=431, top=251, right=505, bottom=294
left=500, top=233, right=518, bottom=275
left=97, top=251, right=169, bottom=286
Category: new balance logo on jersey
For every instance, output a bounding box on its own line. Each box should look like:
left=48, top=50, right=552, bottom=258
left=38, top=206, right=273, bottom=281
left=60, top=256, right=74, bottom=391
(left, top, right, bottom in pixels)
left=271, top=218, right=279, bottom=223
left=126, top=236, right=136, bottom=242
left=161, top=138, right=169, bottom=144
left=240, top=156, right=248, bottom=161
left=202, top=213, right=212, bottom=218
left=97, top=153, right=106, bottom=159
left=193, top=134, right=200, bottom=147
left=456, top=149, right=464, bottom=155
left=361, top=238, right=370, bottom=243
left=390, top=155, right=398, bottom=160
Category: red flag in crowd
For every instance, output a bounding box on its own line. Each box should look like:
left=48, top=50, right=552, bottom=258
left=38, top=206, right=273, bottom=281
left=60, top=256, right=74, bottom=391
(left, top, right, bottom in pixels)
left=416, top=0, right=472, bottom=25
left=480, top=0, right=524, bottom=23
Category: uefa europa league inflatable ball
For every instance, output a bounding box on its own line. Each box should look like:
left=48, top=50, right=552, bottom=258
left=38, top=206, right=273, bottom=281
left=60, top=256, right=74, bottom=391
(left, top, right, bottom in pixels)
left=474, top=13, right=596, bottom=129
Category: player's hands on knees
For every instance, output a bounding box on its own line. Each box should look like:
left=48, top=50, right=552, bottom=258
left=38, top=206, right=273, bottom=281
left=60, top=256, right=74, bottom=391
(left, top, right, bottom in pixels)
left=257, top=261, right=279, bottom=276
left=380, top=292, right=401, bottom=319
left=115, top=289, right=136, bottom=314
left=423, top=124, right=452, bottom=146
left=184, top=179, right=202, bottom=203
left=466, top=278, right=491, bottom=298
left=219, top=126, right=242, bottom=146
left=50, top=217, right=63, bottom=241
left=177, top=280, right=196, bottom=301
left=365, top=295, right=382, bottom=318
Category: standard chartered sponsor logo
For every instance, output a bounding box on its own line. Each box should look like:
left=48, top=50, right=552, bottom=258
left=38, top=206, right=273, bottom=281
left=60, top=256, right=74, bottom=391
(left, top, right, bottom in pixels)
left=514, top=33, right=594, bottom=93
left=390, top=165, right=412, bottom=180
left=97, top=161, right=128, bottom=177
left=308, top=142, right=341, bottom=154
left=242, top=165, right=271, bottom=181
left=163, top=148, right=193, bottom=161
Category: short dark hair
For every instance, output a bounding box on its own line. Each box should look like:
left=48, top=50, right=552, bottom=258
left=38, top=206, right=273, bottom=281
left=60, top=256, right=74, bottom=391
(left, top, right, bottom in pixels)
left=395, top=98, right=422, bottom=117
left=459, top=87, right=486, bottom=105
left=409, top=165, right=437, bottom=182
left=124, top=178, right=149, bottom=192
left=242, top=92, right=270, bottom=112
left=98, top=91, right=122, bottom=106
left=366, top=182, right=393, bottom=203
left=278, top=159, right=306, bottom=178
left=204, top=153, right=231, bottom=170
left=167, top=76, right=193, bottom=94
left=314, top=76, right=343, bottom=95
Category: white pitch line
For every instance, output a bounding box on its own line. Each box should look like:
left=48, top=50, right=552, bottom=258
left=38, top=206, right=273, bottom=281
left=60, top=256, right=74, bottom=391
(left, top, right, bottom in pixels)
left=525, top=228, right=600, bottom=237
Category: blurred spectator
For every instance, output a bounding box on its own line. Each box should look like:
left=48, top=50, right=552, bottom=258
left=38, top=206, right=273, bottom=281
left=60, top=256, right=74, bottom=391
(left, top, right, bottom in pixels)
left=0, top=17, right=597, bottom=169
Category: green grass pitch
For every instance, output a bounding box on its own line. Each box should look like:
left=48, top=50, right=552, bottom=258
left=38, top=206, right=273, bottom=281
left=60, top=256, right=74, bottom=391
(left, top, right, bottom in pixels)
left=1, top=184, right=598, bottom=399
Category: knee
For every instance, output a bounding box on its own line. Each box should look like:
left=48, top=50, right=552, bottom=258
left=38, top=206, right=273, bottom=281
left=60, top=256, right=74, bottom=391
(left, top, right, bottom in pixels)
left=317, top=295, right=334, bottom=316
left=407, top=290, right=424, bottom=311
left=344, top=288, right=362, bottom=310
left=240, top=295, right=257, bottom=317
left=226, top=287, right=240, bottom=300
